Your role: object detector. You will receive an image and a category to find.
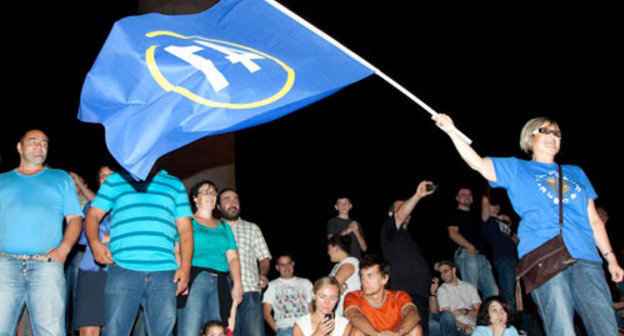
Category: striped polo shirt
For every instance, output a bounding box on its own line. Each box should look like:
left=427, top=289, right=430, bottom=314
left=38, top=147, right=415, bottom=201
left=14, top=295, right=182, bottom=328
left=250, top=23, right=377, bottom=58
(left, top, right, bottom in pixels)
left=91, top=170, right=192, bottom=271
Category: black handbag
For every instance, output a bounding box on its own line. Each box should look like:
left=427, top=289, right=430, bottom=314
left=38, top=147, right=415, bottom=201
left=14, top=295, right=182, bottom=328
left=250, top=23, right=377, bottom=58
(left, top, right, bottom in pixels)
left=515, top=164, right=577, bottom=294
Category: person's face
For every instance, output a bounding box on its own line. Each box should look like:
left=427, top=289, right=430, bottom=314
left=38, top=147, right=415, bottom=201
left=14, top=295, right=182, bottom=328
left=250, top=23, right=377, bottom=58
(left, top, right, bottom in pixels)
left=98, top=166, right=114, bottom=186
left=195, top=183, right=217, bottom=212
left=17, top=130, right=48, bottom=166
left=360, top=265, right=388, bottom=296
left=335, top=198, right=352, bottom=215
left=456, top=189, right=473, bottom=207
left=327, top=244, right=339, bottom=263
left=596, top=207, right=609, bottom=224
left=218, top=190, right=240, bottom=220
left=489, top=204, right=500, bottom=216
left=314, top=284, right=340, bottom=315
left=438, top=265, right=456, bottom=284
left=205, top=326, right=227, bottom=336
left=530, top=122, right=561, bottom=157
left=487, top=301, right=508, bottom=326
left=276, top=256, right=295, bottom=279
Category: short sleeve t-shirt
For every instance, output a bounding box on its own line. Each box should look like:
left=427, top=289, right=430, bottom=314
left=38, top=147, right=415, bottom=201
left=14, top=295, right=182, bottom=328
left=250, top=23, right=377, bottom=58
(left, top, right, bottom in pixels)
left=481, top=217, right=516, bottom=258
left=262, top=277, right=313, bottom=329
left=437, top=280, right=481, bottom=326
left=0, top=168, right=82, bottom=255
left=327, top=217, right=364, bottom=258
left=90, top=171, right=192, bottom=271
left=446, top=209, right=488, bottom=253
left=191, top=220, right=237, bottom=272
left=489, top=157, right=599, bottom=261
left=344, top=290, right=415, bottom=331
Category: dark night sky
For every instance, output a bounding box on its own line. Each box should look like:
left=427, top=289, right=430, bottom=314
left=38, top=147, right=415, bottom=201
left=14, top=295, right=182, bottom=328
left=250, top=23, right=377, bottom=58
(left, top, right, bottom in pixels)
left=1, top=2, right=621, bottom=280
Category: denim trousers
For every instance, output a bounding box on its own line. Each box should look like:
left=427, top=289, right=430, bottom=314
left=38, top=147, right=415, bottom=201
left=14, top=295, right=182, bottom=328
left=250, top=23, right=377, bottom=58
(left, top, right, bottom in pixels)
left=177, top=272, right=221, bottom=336
left=233, top=291, right=265, bottom=336
left=530, top=259, right=617, bottom=336
left=492, top=256, right=517, bottom=313
left=0, top=255, right=66, bottom=336
left=454, top=249, right=499, bottom=299
left=104, top=264, right=177, bottom=336
left=276, top=327, right=293, bottom=336
left=438, top=311, right=469, bottom=336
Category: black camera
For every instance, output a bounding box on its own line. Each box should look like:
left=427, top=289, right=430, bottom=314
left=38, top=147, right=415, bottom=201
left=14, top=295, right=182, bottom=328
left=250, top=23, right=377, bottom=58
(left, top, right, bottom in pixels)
left=426, top=183, right=437, bottom=192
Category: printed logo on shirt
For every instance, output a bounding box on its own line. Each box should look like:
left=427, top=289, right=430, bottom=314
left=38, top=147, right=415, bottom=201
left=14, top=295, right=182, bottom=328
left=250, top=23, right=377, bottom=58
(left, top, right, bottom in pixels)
left=536, top=171, right=581, bottom=205
left=275, top=286, right=309, bottom=320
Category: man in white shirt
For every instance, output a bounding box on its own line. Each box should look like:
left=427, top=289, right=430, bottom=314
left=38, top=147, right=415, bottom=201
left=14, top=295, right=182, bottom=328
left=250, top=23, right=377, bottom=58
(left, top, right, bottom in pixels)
left=262, top=254, right=313, bottom=336
left=430, top=260, right=481, bottom=336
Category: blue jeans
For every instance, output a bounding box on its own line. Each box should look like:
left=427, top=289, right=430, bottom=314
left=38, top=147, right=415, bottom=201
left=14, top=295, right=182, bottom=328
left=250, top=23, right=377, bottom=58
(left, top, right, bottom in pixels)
left=65, top=250, right=83, bottom=331
left=492, top=256, right=517, bottom=313
left=276, top=327, right=293, bottom=336
left=454, top=249, right=499, bottom=299
left=233, top=291, right=264, bottom=336
left=438, top=311, right=469, bottom=336
left=530, top=259, right=617, bottom=336
left=0, top=255, right=66, bottom=336
left=104, top=264, right=177, bottom=336
left=177, top=272, right=221, bottom=336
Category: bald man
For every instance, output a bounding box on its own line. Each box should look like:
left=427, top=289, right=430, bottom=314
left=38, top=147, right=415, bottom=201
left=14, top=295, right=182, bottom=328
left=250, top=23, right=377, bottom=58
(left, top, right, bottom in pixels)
left=0, top=130, right=83, bottom=336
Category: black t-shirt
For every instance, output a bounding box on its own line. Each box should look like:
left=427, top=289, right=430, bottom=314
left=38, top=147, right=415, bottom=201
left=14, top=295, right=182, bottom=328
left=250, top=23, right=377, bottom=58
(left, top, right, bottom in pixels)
left=327, top=217, right=364, bottom=258
left=481, top=217, right=517, bottom=258
left=380, top=216, right=431, bottom=298
left=446, top=209, right=488, bottom=252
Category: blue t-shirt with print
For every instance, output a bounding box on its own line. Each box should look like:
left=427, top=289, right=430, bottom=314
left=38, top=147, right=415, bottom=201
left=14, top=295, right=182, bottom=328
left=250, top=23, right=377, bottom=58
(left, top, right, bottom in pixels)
left=489, top=157, right=599, bottom=261
left=0, top=168, right=83, bottom=255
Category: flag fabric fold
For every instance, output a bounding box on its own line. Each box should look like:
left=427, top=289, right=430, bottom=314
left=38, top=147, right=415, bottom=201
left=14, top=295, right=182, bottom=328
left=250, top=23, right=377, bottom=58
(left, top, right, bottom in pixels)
left=78, top=0, right=374, bottom=179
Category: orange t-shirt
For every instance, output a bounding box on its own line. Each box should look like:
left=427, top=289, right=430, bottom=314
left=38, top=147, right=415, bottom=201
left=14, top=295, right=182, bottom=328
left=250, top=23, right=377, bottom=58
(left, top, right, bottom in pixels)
left=343, top=290, right=415, bottom=331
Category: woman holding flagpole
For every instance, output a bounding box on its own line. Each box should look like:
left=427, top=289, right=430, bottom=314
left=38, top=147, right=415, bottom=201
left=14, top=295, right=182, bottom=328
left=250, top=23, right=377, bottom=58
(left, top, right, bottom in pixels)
left=432, top=114, right=622, bottom=336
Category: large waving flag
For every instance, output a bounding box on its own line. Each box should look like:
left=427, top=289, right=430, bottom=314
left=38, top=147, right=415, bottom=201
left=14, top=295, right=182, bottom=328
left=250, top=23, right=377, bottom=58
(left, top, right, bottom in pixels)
left=78, top=0, right=374, bottom=179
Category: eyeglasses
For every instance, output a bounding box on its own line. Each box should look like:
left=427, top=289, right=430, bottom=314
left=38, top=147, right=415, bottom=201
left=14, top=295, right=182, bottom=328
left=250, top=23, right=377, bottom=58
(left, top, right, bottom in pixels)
left=531, top=127, right=562, bottom=137
left=197, top=190, right=217, bottom=196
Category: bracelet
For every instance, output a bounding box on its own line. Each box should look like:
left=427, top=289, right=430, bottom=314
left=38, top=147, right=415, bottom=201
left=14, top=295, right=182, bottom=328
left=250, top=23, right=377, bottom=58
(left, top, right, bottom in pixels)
left=603, top=250, right=613, bottom=258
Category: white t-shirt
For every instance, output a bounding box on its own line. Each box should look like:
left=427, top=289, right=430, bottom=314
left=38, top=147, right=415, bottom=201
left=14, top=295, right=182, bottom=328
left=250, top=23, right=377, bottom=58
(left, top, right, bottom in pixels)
left=262, top=277, right=314, bottom=329
left=329, top=257, right=360, bottom=316
left=294, top=314, right=349, bottom=336
left=437, top=280, right=481, bottom=326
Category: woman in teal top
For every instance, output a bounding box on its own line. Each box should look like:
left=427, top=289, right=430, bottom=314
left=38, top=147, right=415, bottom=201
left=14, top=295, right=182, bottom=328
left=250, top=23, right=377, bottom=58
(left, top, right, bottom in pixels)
left=177, top=180, right=243, bottom=336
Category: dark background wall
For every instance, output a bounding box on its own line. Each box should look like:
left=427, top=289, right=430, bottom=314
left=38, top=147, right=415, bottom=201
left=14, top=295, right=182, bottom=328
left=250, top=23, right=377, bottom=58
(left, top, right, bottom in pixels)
left=1, top=1, right=621, bottom=281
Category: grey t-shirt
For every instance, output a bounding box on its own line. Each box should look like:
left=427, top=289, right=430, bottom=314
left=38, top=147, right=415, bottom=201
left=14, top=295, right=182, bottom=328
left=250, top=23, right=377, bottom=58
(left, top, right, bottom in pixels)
left=327, top=217, right=364, bottom=258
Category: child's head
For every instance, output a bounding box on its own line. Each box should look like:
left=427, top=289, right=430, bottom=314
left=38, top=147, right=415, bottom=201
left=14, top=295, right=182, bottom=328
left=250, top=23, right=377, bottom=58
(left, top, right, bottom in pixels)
left=334, top=197, right=352, bottom=215
left=202, top=320, right=228, bottom=336
left=476, top=296, right=514, bottom=327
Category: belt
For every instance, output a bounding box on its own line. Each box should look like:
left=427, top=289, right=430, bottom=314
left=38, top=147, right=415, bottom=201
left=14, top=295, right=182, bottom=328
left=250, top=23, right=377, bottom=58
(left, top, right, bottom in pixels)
left=0, top=251, right=52, bottom=262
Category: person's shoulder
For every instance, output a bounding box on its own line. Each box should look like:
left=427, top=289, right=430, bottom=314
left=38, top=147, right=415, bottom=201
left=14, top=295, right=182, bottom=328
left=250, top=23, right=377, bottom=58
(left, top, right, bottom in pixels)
left=0, top=169, right=15, bottom=180
left=345, top=289, right=364, bottom=300
left=471, top=326, right=492, bottom=336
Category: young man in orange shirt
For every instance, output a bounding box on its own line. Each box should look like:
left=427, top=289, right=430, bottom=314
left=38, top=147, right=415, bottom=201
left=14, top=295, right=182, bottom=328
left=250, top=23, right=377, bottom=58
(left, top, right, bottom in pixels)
left=344, top=255, right=422, bottom=336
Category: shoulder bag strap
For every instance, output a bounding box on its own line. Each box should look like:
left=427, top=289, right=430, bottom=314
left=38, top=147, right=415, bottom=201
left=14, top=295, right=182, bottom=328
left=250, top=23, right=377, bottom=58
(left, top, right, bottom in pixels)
left=558, top=164, right=563, bottom=232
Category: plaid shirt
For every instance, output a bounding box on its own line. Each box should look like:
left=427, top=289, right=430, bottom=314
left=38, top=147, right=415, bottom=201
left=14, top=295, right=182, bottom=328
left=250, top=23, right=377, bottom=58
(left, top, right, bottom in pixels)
left=229, top=218, right=271, bottom=292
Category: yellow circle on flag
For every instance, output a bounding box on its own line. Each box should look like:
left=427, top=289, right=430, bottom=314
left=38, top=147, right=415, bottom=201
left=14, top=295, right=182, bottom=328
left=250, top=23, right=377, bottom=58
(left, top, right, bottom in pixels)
left=145, top=31, right=295, bottom=109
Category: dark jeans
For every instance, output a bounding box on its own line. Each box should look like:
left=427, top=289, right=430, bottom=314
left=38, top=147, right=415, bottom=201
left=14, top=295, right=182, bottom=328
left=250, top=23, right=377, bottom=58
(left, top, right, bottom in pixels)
left=492, top=256, right=517, bottom=313
left=233, top=292, right=264, bottom=336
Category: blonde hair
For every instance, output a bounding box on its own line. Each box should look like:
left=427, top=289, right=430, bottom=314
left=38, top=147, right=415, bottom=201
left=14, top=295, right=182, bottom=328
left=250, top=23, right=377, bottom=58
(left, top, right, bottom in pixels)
left=519, top=117, right=559, bottom=153
left=311, top=276, right=340, bottom=312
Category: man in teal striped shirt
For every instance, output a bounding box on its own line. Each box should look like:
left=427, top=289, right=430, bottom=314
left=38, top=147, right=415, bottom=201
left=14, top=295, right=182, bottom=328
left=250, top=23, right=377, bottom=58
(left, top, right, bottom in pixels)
left=85, top=169, right=193, bottom=336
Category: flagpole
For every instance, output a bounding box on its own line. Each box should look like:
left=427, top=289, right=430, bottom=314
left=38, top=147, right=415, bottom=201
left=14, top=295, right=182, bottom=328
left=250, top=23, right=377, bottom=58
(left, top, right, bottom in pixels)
left=264, top=0, right=473, bottom=145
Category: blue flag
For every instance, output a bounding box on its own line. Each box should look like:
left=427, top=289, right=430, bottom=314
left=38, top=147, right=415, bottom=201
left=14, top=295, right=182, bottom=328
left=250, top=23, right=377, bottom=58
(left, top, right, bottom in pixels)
left=78, top=0, right=374, bottom=179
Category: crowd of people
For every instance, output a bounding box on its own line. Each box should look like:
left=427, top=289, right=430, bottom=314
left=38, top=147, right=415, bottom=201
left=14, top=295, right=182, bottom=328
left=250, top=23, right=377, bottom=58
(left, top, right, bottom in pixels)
left=1, top=114, right=623, bottom=336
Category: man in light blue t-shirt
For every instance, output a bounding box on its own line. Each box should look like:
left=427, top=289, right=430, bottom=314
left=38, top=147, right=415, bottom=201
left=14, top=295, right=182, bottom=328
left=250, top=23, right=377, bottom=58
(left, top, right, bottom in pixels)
left=0, top=129, right=83, bottom=336
left=85, top=168, right=193, bottom=336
